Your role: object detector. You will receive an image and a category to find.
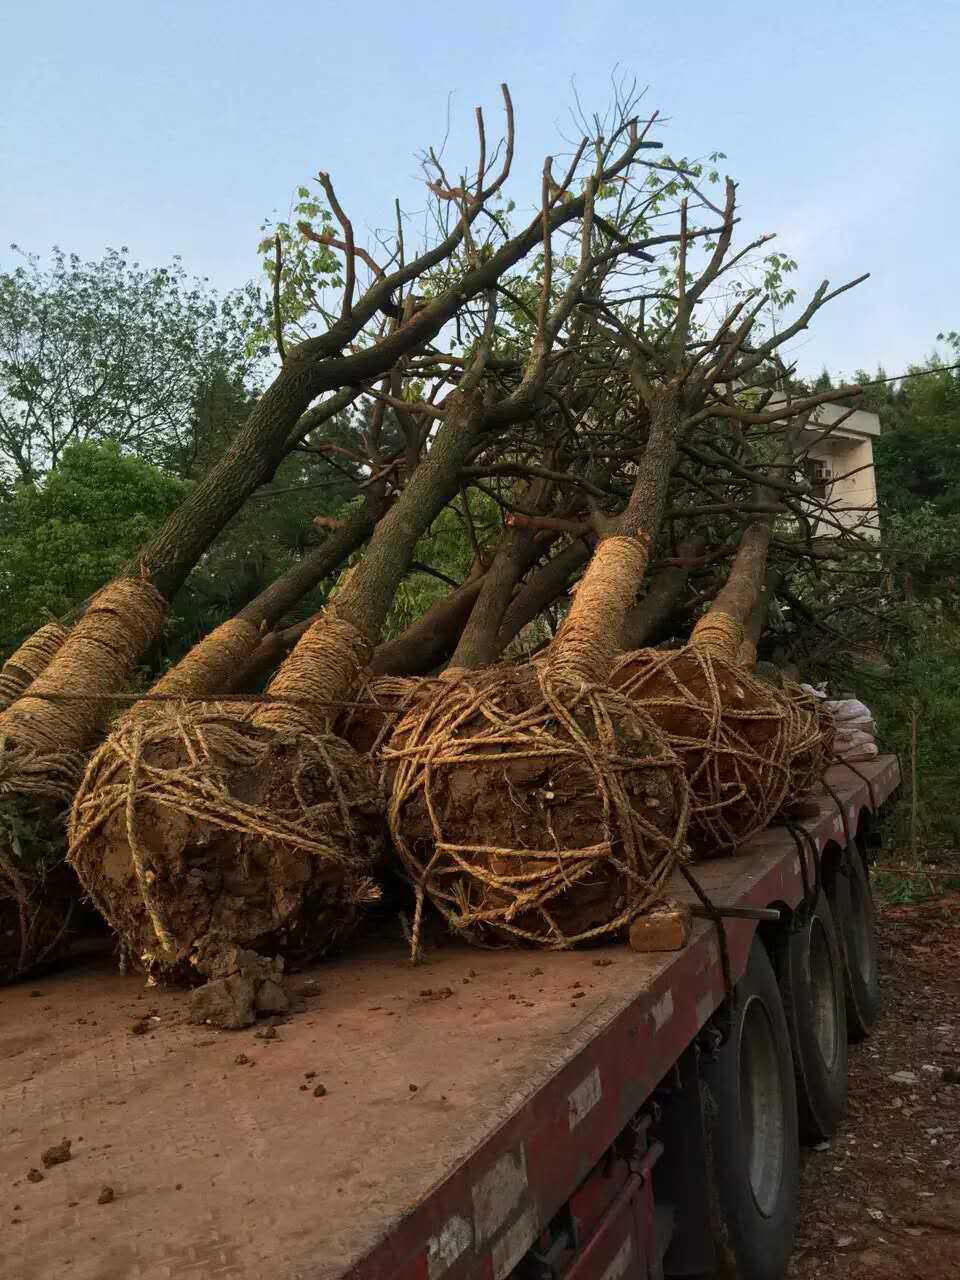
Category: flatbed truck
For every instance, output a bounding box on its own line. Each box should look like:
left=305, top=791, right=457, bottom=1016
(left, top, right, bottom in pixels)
left=0, top=755, right=899, bottom=1280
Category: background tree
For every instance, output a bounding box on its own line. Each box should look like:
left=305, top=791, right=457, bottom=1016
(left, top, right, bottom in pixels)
left=0, top=246, right=259, bottom=486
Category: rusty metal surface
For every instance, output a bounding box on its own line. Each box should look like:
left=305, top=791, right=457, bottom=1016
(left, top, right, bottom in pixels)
left=0, top=757, right=898, bottom=1280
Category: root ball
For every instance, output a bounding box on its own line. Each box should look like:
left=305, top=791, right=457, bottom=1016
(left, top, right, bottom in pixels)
left=386, top=662, right=689, bottom=951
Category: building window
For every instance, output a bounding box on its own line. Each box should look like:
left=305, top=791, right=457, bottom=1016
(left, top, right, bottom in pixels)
left=802, top=458, right=832, bottom=500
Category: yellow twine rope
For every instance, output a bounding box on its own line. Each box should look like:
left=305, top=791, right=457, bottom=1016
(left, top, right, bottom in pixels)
left=0, top=623, right=69, bottom=713
left=690, top=610, right=745, bottom=663
left=252, top=610, right=372, bottom=736
left=118, top=617, right=262, bottom=726
left=612, top=644, right=794, bottom=854
left=69, top=702, right=381, bottom=965
left=0, top=579, right=166, bottom=755
left=68, top=605, right=379, bottom=969
left=549, top=536, right=651, bottom=688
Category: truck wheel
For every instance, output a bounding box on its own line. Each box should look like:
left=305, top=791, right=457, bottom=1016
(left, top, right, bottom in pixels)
left=828, top=846, right=881, bottom=1041
left=775, top=895, right=848, bottom=1141
left=700, top=940, right=799, bottom=1280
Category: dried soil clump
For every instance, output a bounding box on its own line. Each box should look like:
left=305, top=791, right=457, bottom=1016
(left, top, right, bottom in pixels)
left=68, top=613, right=384, bottom=975
left=611, top=644, right=797, bottom=855
left=387, top=661, right=688, bottom=950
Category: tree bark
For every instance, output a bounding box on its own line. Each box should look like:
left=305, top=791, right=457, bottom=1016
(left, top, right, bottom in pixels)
left=737, top=564, right=783, bottom=668
left=496, top=538, right=593, bottom=649
left=236, top=500, right=381, bottom=629
left=548, top=386, right=683, bottom=684
left=370, top=576, right=486, bottom=675
left=449, top=525, right=559, bottom=669
left=329, top=390, right=493, bottom=644
left=621, top=536, right=706, bottom=650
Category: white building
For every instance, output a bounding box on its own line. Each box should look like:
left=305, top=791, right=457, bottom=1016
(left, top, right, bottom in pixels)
left=799, top=403, right=880, bottom=539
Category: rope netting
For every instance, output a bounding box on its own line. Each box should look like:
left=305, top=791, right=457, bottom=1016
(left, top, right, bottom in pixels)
left=67, top=609, right=383, bottom=974
left=611, top=630, right=801, bottom=855
left=0, top=623, right=69, bottom=713
left=386, top=660, right=689, bottom=957
left=337, top=672, right=434, bottom=757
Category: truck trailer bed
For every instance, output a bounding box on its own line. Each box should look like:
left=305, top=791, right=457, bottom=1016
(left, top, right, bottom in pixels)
left=0, top=756, right=899, bottom=1280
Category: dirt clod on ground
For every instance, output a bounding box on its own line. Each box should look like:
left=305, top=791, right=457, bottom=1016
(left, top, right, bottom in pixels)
left=189, top=946, right=289, bottom=1030
left=40, top=1140, right=71, bottom=1168
left=26, top=1169, right=44, bottom=1184
left=97, top=1186, right=115, bottom=1205
left=791, top=870, right=959, bottom=1280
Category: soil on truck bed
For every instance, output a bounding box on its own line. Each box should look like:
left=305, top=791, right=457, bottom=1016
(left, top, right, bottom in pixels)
left=791, top=869, right=960, bottom=1280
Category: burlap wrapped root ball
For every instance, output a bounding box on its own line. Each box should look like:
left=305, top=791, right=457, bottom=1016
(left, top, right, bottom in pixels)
left=386, top=661, right=689, bottom=951
left=68, top=617, right=385, bottom=976
left=611, top=637, right=800, bottom=856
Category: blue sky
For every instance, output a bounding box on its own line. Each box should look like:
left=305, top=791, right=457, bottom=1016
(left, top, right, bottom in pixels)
left=3, top=0, right=957, bottom=379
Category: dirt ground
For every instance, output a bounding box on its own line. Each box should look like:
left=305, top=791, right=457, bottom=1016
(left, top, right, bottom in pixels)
left=790, top=861, right=960, bottom=1279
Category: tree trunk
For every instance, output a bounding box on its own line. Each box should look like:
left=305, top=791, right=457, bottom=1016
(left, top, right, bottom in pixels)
left=548, top=387, right=682, bottom=685
left=621, top=536, right=706, bottom=650
left=449, top=526, right=559, bottom=669
left=496, top=538, right=593, bottom=649
left=370, top=575, right=485, bottom=675
left=325, top=390, right=490, bottom=647
left=236, top=500, right=382, bottom=629
left=737, top=564, right=783, bottom=668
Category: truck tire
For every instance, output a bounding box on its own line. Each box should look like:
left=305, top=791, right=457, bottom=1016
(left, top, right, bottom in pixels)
left=775, top=895, right=848, bottom=1142
left=828, top=846, right=881, bottom=1041
left=700, top=940, right=799, bottom=1280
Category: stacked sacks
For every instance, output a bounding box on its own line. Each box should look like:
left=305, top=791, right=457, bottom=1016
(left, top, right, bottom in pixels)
left=800, top=685, right=878, bottom=764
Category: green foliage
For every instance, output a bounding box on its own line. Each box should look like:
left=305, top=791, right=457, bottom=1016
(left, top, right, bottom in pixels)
left=865, top=613, right=960, bottom=850
left=380, top=500, right=487, bottom=639
left=0, top=246, right=258, bottom=486
left=0, top=442, right=187, bottom=653
left=882, top=506, right=960, bottom=596
left=871, top=865, right=938, bottom=905
left=249, top=184, right=342, bottom=353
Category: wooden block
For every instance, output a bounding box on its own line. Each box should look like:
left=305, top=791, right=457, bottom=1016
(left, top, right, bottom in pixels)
left=628, top=904, right=692, bottom=953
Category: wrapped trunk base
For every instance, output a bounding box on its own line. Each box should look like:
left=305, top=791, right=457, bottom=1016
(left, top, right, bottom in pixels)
left=68, top=705, right=383, bottom=976
left=611, top=646, right=799, bottom=856
left=0, top=580, right=167, bottom=981
left=386, top=663, right=689, bottom=952
left=0, top=623, right=70, bottom=713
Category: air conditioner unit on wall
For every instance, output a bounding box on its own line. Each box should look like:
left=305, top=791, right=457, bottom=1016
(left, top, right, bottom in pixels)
left=812, top=461, right=832, bottom=485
